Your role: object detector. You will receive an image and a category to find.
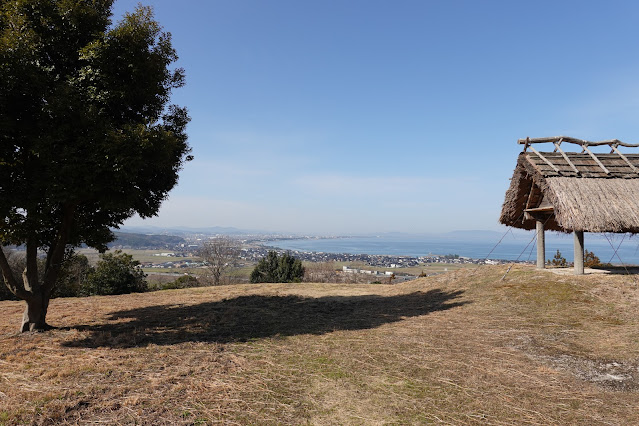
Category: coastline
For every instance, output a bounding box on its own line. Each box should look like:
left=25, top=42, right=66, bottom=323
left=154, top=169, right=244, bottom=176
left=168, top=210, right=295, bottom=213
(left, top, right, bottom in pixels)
left=261, top=235, right=639, bottom=265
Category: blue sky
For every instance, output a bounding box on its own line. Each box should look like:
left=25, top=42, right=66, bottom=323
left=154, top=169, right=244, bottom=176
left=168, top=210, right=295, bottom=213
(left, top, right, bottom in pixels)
left=114, top=0, right=639, bottom=234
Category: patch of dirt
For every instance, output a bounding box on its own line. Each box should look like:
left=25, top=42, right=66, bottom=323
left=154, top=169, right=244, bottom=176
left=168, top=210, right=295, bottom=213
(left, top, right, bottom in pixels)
left=511, top=334, right=639, bottom=391
left=550, top=356, right=639, bottom=391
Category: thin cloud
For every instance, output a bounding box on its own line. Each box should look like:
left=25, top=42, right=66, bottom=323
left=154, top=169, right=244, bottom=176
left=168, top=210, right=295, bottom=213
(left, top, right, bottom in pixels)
left=295, top=174, right=475, bottom=197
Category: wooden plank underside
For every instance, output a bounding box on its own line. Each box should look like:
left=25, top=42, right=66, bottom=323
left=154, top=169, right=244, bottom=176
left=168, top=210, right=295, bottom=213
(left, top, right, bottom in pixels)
left=524, top=206, right=554, bottom=213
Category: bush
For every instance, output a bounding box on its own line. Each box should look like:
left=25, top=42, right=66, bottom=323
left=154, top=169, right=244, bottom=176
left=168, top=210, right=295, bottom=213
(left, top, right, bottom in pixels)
left=584, top=250, right=600, bottom=268
left=54, top=254, right=93, bottom=298
left=83, top=250, right=147, bottom=295
left=153, top=274, right=199, bottom=291
left=250, top=251, right=305, bottom=283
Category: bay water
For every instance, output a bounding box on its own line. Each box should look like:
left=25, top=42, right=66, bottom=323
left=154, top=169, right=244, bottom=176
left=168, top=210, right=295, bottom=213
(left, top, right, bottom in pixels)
left=265, top=233, right=639, bottom=264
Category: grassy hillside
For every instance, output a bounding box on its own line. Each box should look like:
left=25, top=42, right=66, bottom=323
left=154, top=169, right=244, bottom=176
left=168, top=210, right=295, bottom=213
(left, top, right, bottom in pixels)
left=1, top=265, right=639, bottom=424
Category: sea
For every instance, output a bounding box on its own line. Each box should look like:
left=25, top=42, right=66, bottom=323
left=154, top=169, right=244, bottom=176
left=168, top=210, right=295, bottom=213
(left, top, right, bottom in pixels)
left=264, top=233, right=639, bottom=265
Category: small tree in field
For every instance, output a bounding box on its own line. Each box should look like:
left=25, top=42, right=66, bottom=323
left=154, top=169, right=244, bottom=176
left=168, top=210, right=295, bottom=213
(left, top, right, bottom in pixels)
left=0, top=1, right=190, bottom=331
left=199, top=237, right=240, bottom=285
left=584, top=250, right=601, bottom=268
left=250, top=251, right=305, bottom=283
left=551, top=250, right=567, bottom=267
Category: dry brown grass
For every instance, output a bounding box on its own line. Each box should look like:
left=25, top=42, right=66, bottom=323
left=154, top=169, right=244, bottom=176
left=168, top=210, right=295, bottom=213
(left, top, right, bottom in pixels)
left=1, top=265, right=639, bottom=424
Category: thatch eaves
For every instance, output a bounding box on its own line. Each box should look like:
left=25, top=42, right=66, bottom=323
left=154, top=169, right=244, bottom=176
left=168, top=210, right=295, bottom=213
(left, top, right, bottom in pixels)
left=500, top=150, right=639, bottom=233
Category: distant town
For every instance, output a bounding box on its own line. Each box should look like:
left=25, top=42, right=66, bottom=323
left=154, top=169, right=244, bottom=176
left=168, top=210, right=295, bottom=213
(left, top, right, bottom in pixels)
left=109, top=232, right=531, bottom=274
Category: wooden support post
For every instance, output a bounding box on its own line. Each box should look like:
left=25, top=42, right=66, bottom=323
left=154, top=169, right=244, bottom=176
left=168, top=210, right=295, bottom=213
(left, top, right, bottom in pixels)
left=536, top=220, right=545, bottom=269
left=574, top=231, right=584, bottom=275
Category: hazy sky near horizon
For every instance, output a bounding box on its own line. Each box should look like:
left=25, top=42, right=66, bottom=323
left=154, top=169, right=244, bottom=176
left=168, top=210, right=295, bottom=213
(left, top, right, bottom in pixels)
left=114, top=0, right=639, bottom=234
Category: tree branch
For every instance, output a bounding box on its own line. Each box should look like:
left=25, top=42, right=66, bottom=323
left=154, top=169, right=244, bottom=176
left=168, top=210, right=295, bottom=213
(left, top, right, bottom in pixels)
left=24, top=237, right=39, bottom=292
left=0, top=247, right=31, bottom=301
left=42, top=203, right=76, bottom=294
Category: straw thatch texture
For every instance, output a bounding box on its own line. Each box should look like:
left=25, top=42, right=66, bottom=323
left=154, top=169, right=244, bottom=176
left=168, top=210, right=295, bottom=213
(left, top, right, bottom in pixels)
left=545, top=178, right=639, bottom=232
left=500, top=152, right=639, bottom=233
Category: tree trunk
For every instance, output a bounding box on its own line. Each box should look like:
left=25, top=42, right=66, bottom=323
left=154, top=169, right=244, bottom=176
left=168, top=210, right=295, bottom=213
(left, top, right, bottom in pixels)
left=1, top=203, right=75, bottom=332
left=213, top=268, right=221, bottom=286
left=20, top=291, right=51, bottom=332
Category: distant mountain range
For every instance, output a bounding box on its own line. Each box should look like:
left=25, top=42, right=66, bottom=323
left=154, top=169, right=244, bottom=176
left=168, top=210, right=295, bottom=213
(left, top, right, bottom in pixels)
left=117, top=225, right=270, bottom=236
left=115, top=226, right=623, bottom=244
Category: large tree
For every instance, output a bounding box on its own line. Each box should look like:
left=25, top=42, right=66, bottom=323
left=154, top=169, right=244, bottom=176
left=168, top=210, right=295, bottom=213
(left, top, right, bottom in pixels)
left=0, top=0, right=191, bottom=331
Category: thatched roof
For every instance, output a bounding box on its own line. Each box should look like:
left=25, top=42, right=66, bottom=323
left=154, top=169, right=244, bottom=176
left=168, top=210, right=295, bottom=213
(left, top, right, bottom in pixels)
left=500, top=137, right=639, bottom=233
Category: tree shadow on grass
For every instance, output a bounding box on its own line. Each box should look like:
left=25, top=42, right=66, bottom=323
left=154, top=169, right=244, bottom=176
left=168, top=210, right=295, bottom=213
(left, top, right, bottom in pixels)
left=64, top=289, right=468, bottom=348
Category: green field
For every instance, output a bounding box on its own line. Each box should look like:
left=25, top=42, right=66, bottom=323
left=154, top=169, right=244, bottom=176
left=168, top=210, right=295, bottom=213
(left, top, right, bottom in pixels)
left=76, top=248, right=201, bottom=265
left=80, top=248, right=476, bottom=284
left=330, top=260, right=475, bottom=276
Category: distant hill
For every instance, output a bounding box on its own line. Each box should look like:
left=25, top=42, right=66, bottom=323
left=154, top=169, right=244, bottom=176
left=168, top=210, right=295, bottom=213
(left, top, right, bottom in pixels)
left=119, top=225, right=270, bottom=236
left=109, top=232, right=185, bottom=249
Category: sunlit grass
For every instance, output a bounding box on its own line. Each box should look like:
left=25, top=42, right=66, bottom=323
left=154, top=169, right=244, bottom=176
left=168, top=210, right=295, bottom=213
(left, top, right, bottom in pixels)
left=2, top=265, right=639, bottom=423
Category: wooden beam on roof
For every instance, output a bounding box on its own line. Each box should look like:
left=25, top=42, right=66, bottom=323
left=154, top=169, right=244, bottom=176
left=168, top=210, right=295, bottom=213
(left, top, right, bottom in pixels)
left=553, top=142, right=580, bottom=175
left=522, top=183, right=536, bottom=224
left=524, top=183, right=536, bottom=210
left=528, top=146, right=562, bottom=175
left=518, top=136, right=639, bottom=148
left=582, top=145, right=611, bottom=175
left=611, top=145, right=639, bottom=175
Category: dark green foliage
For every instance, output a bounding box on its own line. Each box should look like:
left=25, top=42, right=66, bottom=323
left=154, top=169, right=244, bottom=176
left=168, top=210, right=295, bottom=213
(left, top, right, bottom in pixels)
left=84, top=250, right=147, bottom=295
left=154, top=274, right=199, bottom=291
left=110, top=232, right=185, bottom=249
left=0, top=0, right=190, bottom=329
left=250, top=251, right=305, bottom=283
left=54, top=254, right=92, bottom=298
left=0, top=1, right=191, bottom=251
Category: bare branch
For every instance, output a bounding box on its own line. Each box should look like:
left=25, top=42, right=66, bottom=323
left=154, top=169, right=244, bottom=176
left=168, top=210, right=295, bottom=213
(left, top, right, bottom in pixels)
left=199, top=237, right=240, bottom=285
